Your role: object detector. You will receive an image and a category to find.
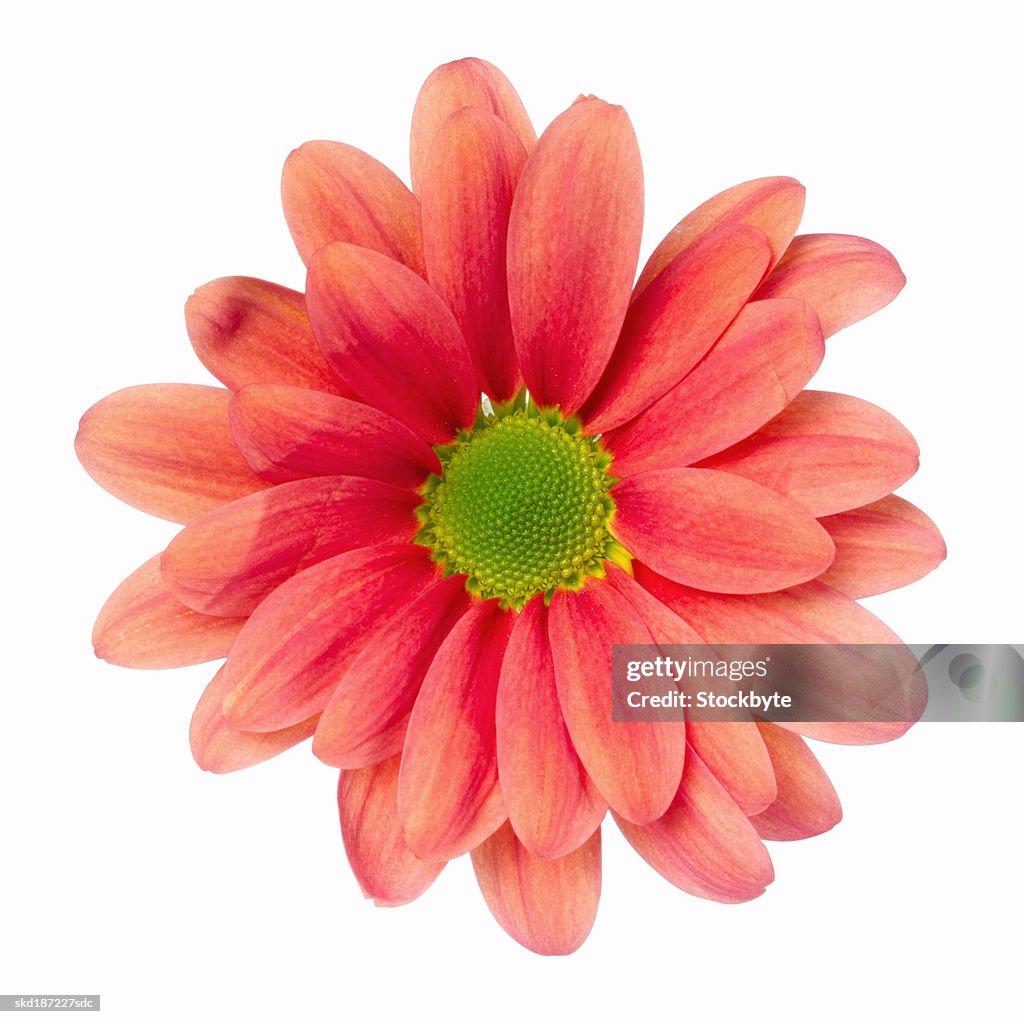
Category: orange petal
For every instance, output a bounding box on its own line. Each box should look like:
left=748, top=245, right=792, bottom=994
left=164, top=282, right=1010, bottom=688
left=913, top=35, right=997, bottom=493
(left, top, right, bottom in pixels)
left=185, top=277, right=349, bottom=395
left=190, top=667, right=317, bottom=774
left=471, top=821, right=601, bottom=956
left=281, top=141, right=424, bottom=272
left=420, top=107, right=527, bottom=401
left=507, top=98, right=643, bottom=412
left=615, top=748, right=773, bottom=902
left=410, top=57, right=536, bottom=195
left=819, top=494, right=946, bottom=598
left=582, top=224, right=772, bottom=432
left=162, top=477, right=421, bottom=617
left=76, top=384, right=269, bottom=524
left=305, top=243, right=477, bottom=445
left=398, top=600, right=511, bottom=861
left=686, top=723, right=777, bottom=816
left=699, top=390, right=920, bottom=517
left=750, top=722, right=842, bottom=840
left=496, top=598, right=606, bottom=860
left=337, top=756, right=445, bottom=907
left=604, top=298, right=825, bottom=476
left=92, top=554, right=244, bottom=669
left=754, top=233, right=905, bottom=338
left=635, top=176, right=805, bottom=296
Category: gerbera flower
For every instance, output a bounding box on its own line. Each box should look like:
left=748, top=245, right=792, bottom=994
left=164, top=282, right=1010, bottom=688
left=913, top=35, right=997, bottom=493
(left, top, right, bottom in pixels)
left=76, top=57, right=945, bottom=955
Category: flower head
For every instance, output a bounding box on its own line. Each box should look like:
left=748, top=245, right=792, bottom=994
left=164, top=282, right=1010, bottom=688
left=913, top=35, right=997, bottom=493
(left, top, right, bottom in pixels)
left=76, top=57, right=945, bottom=954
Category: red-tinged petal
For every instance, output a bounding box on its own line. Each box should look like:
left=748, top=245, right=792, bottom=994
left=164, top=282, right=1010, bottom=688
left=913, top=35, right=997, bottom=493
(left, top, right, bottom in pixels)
left=507, top=98, right=643, bottom=412
left=305, top=243, right=477, bottom=445
left=635, top=176, right=806, bottom=296
left=686, top=723, right=777, bottom=816
left=162, top=477, right=420, bottom=618
left=698, top=391, right=920, bottom=517
left=471, top=821, right=601, bottom=956
left=221, top=545, right=436, bottom=731
left=754, top=233, right=905, bottom=338
left=398, top=600, right=512, bottom=861
left=75, top=384, right=269, bottom=524
left=750, top=722, right=842, bottom=840
left=605, top=299, right=825, bottom=476
left=185, top=277, right=350, bottom=396
left=582, top=224, right=772, bottom=432
left=190, top=667, right=317, bottom=774
left=613, top=468, right=835, bottom=594
left=281, top=141, right=425, bottom=273
left=92, top=555, right=244, bottom=669
left=548, top=583, right=685, bottom=824
left=615, top=748, right=773, bottom=902
left=496, top=598, right=606, bottom=860
left=338, top=756, right=445, bottom=907
left=819, top=494, right=946, bottom=598
left=312, top=576, right=471, bottom=769
left=603, top=564, right=704, bottom=641
left=410, top=57, right=536, bottom=195
left=421, top=107, right=527, bottom=401
left=228, top=384, right=439, bottom=487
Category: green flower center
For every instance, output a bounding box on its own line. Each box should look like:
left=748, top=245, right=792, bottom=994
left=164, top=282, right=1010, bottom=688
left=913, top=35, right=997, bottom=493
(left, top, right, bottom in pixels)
left=416, top=397, right=630, bottom=610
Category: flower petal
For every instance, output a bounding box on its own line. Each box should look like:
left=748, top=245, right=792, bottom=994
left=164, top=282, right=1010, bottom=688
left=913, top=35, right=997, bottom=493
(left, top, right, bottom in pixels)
left=753, top=233, right=905, bottom=338
left=685, top=722, right=777, bottom=816
left=410, top=57, right=536, bottom=195
left=221, top=545, right=436, bottom=731
left=398, top=600, right=511, bottom=861
left=604, top=298, right=825, bottom=476
left=312, top=575, right=471, bottom=769
left=420, top=106, right=527, bottom=401
left=698, top=391, right=920, bottom=517
left=615, top=748, right=774, bottom=902
left=190, top=667, right=317, bottom=774
left=337, top=755, right=446, bottom=907
left=184, top=277, right=349, bottom=395
left=305, top=242, right=477, bottom=445
left=818, top=494, right=946, bottom=598
left=75, top=384, right=269, bottom=524
left=228, top=384, right=439, bottom=487
left=92, top=555, right=244, bottom=669
left=496, top=598, right=606, bottom=860
left=471, top=821, right=601, bottom=956
left=581, top=224, right=772, bottom=432
left=507, top=98, right=643, bottom=412
left=161, top=477, right=421, bottom=617
left=750, top=722, right=842, bottom=840
left=548, top=583, right=685, bottom=824
left=635, top=176, right=806, bottom=296
left=612, top=468, right=835, bottom=594
left=281, top=141, right=424, bottom=273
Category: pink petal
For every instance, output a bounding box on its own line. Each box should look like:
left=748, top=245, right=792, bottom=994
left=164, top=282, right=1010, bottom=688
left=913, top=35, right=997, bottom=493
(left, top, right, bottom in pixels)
left=604, top=298, right=825, bottom=476
left=686, top=722, right=777, bottom=816
left=337, top=756, right=445, bottom=907
left=496, top=598, right=606, bottom=860
left=305, top=243, right=477, bottom=445
left=281, top=141, right=424, bottom=273
left=92, top=554, right=244, bottom=669
left=698, top=390, right=920, bottom=517
left=819, top=494, right=946, bottom=598
left=581, top=224, right=772, bottom=432
left=507, top=98, right=643, bottom=412
left=548, top=583, right=685, bottom=824
left=398, top=600, right=511, bottom=861
left=410, top=57, right=536, bottom=195
left=471, top=821, right=601, bottom=956
left=161, top=477, right=420, bottom=617
left=613, top=468, right=834, bottom=594
left=75, top=384, right=269, bottom=524
left=420, top=107, right=527, bottom=401
left=753, top=233, right=905, bottom=338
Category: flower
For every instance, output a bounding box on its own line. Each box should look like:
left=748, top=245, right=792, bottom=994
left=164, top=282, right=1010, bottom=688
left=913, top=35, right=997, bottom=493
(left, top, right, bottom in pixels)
left=76, top=57, right=946, bottom=955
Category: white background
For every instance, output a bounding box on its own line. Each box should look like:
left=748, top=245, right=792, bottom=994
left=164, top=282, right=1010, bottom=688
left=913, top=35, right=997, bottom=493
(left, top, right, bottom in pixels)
left=3, top=1, right=1021, bottom=1020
